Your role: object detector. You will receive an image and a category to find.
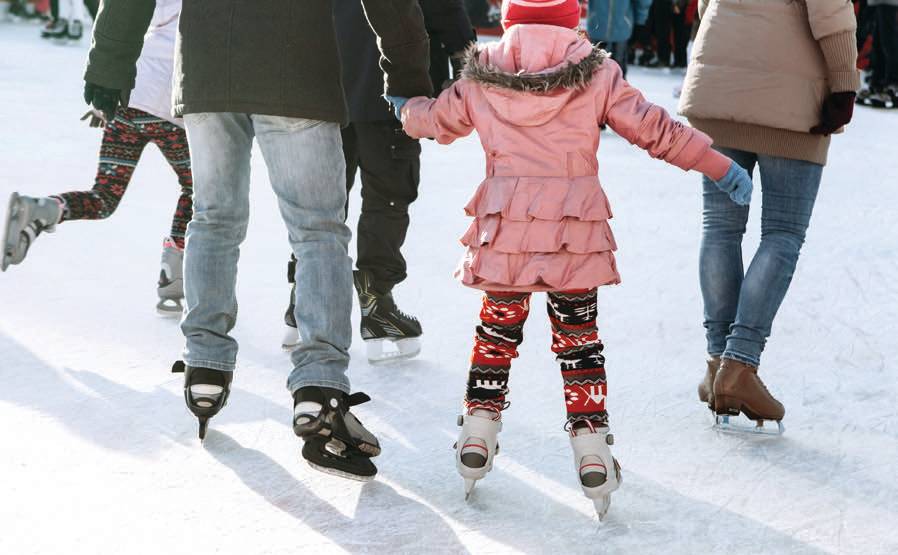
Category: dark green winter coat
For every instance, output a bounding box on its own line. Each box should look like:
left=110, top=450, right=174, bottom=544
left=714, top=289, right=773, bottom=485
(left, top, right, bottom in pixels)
left=84, top=0, right=434, bottom=123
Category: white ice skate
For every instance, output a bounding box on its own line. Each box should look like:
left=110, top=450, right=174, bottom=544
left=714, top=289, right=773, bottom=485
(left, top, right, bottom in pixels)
left=569, top=424, right=622, bottom=521
left=455, top=408, right=502, bottom=500
left=2, top=193, right=61, bottom=272
left=156, top=237, right=184, bottom=317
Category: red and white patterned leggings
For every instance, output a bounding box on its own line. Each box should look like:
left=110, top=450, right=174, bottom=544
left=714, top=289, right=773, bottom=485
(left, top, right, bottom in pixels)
left=466, top=289, right=608, bottom=430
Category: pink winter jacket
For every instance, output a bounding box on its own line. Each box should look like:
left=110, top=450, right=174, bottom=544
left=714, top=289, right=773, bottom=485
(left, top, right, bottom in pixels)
left=401, top=25, right=732, bottom=292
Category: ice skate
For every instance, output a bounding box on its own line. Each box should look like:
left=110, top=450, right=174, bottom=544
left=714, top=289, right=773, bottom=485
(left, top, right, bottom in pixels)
left=293, top=386, right=380, bottom=481
left=281, top=256, right=301, bottom=350
left=2, top=193, right=62, bottom=272
left=156, top=237, right=184, bottom=316
left=171, top=361, right=233, bottom=441
left=569, top=424, right=622, bottom=521
left=455, top=408, right=502, bottom=500
left=41, top=19, right=67, bottom=39
left=354, top=269, right=422, bottom=364
left=697, top=356, right=720, bottom=407
left=65, top=19, right=83, bottom=42
left=712, top=358, right=785, bottom=435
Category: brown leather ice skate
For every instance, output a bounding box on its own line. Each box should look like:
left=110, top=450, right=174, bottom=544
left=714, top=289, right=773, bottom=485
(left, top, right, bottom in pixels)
left=697, top=356, right=721, bottom=406
left=712, top=358, right=785, bottom=422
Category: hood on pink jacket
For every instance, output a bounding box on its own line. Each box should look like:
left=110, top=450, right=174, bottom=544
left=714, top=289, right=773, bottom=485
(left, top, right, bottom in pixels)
left=462, top=25, right=603, bottom=127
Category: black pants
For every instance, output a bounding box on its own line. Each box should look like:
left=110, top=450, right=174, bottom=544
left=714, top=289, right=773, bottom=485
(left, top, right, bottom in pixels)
left=653, top=0, right=673, bottom=67
left=342, top=120, right=421, bottom=292
left=671, top=9, right=689, bottom=68
left=607, top=41, right=629, bottom=80
left=872, top=5, right=898, bottom=86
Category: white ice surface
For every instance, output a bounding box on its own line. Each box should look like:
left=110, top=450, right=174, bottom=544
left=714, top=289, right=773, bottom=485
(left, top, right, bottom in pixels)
left=1, top=22, right=897, bottom=555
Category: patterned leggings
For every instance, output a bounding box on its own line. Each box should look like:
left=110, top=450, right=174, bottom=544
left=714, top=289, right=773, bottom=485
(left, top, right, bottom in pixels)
left=55, top=107, right=193, bottom=248
left=466, top=289, right=608, bottom=430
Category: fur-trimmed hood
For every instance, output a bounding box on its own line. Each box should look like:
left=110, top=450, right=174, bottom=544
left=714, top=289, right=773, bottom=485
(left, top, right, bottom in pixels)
left=459, top=25, right=606, bottom=126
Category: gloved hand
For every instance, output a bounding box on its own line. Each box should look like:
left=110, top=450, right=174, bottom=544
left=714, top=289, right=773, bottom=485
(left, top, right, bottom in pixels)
left=810, top=92, right=856, bottom=136
left=385, top=95, right=409, bottom=120
left=83, top=82, right=130, bottom=123
left=714, top=162, right=753, bottom=206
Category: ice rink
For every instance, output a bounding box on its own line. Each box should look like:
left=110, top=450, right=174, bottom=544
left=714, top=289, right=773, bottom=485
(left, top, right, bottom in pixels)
left=1, top=21, right=897, bottom=554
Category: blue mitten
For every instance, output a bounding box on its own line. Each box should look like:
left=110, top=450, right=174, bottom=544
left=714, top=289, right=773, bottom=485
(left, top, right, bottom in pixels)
left=385, top=95, right=409, bottom=120
left=714, top=162, right=753, bottom=206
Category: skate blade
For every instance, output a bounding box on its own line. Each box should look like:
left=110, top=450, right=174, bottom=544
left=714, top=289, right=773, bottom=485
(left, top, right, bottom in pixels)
left=156, top=298, right=184, bottom=317
left=281, top=325, right=300, bottom=351
left=713, top=415, right=784, bottom=436
left=365, top=337, right=421, bottom=365
left=464, top=478, right=477, bottom=501
left=306, top=461, right=375, bottom=483
left=593, top=496, right=611, bottom=521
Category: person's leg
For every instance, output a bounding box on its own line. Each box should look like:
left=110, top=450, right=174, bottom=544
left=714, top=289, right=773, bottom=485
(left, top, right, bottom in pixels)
left=871, top=6, right=887, bottom=87
left=465, top=291, right=532, bottom=413
left=723, top=155, right=823, bottom=367
left=353, top=120, right=421, bottom=292
left=878, top=6, right=898, bottom=86
left=653, top=0, right=673, bottom=67
left=55, top=108, right=149, bottom=223
left=82, top=0, right=95, bottom=19
left=610, top=41, right=629, bottom=80
left=672, top=10, right=689, bottom=67
left=699, top=147, right=755, bottom=359
left=147, top=117, right=193, bottom=249
left=180, top=112, right=254, bottom=372
left=547, top=289, right=608, bottom=429
left=252, top=115, right=353, bottom=394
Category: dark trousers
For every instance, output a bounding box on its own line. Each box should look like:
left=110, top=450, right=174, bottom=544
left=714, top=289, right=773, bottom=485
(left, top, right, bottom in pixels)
left=653, top=0, right=673, bottom=66
left=872, top=5, right=898, bottom=86
left=607, top=41, right=629, bottom=80
left=672, top=9, right=690, bottom=67
left=342, top=120, right=421, bottom=292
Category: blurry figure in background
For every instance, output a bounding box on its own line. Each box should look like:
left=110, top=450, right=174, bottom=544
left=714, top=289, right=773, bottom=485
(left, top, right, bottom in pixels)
left=6, top=0, right=46, bottom=20
left=857, top=0, right=898, bottom=108
left=1, top=0, right=191, bottom=317
left=670, top=0, right=691, bottom=68
left=41, top=0, right=96, bottom=40
left=586, top=0, right=652, bottom=79
left=465, top=0, right=500, bottom=30
left=282, top=0, right=476, bottom=363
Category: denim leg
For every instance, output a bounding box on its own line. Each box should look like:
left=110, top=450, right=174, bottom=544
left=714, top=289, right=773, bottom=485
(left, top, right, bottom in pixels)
left=252, top=115, right=353, bottom=394
left=724, top=155, right=823, bottom=366
left=699, top=147, right=755, bottom=357
left=180, top=113, right=254, bottom=371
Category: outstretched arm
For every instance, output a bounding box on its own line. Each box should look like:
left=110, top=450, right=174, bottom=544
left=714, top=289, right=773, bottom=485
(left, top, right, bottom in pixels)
left=360, top=0, right=435, bottom=99
left=84, top=0, right=156, bottom=91
left=400, top=82, right=474, bottom=144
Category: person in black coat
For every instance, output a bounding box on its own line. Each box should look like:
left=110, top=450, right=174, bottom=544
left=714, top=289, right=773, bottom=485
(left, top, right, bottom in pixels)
left=282, top=0, right=476, bottom=363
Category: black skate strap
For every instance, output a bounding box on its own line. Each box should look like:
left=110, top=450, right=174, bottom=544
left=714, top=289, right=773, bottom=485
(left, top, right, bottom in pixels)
left=347, top=392, right=371, bottom=406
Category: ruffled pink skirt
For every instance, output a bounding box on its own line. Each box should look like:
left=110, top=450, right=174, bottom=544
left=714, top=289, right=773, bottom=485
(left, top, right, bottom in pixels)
left=455, top=176, right=621, bottom=292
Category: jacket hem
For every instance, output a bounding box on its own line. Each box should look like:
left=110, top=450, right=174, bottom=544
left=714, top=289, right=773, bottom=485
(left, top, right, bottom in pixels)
left=173, top=101, right=347, bottom=124
left=688, top=118, right=830, bottom=165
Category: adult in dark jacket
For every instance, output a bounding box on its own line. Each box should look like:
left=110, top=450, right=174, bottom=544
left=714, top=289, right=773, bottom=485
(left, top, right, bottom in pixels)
left=282, top=0, right=475, bottom=364
left=82, top=0, right=432, bottom=480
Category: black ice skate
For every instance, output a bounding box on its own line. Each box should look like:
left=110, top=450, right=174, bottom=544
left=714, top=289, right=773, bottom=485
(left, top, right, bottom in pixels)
left=156, top=237, right=184, bottom=316
left=353, top=269, right=422, bottom=364
left=171, top=361, right=233, bottom=440
left=281, top=255, right=300, bottom=350
left=2, top=193, right=62, bottom=272
left=41, top=19, right=67, bottom=39
left=293, top=386, right=380, bottom=481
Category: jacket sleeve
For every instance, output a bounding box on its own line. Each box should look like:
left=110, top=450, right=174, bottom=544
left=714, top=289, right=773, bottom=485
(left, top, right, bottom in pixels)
left=400, top=82, right=474, bottom=144
left=601, top=62, right=731, bottom=180
left=806, top=1, right=860, bottom=93
left=634, top=0, right=653, bottom=25
left=360, top=0, right=435, bottom=98
left=84, top=0, right=156, bottom=91
left=419, top=0, right=476, bottom=56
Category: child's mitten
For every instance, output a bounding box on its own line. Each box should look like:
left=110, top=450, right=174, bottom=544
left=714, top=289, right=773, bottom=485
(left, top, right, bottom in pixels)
left=714, top=162, right=753, bottom=206
left=385, top=95, right=410, bottom=120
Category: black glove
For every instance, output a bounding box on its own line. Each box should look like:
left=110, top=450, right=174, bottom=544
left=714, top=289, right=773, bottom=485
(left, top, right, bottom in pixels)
left=83, top=82, right=130, bottom=122
left=810, top=92, right=856, bottom=136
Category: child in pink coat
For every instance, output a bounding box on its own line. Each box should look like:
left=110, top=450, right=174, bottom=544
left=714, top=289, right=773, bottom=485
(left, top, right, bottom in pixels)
left=389, top=0, right=751, bottom=519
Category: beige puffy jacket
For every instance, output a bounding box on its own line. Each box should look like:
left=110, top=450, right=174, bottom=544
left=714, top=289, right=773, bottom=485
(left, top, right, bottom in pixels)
left=678, top=0, right=859, bottom=164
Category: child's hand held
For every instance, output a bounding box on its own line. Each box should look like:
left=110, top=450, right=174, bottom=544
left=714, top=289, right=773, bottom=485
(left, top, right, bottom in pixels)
left=714, top=162, right=753, bottom=206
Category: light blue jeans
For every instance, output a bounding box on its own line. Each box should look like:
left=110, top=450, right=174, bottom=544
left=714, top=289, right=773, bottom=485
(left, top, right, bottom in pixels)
left=182, top=113, right=353, bottom=394
left=700, top=147, right=823, bottom=368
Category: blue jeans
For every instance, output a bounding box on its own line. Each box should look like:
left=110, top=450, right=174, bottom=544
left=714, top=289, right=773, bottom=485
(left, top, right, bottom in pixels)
left=182, top=113, right=353, bottom=394
left=699, top=147, right=823, bottom=367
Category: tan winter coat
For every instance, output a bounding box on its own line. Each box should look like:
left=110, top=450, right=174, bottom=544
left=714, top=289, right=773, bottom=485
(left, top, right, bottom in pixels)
left=678, top=0, right=860, bottom=164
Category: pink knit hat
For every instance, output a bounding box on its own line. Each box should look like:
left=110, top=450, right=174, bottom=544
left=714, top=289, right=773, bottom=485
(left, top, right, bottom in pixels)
left=501, top=0, right=581, bottom=30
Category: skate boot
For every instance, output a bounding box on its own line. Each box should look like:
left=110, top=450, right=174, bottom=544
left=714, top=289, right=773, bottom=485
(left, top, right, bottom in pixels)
left=354, top=269, right=422, bottom=364
left=2, top=193, right=62, bottom=272
left=712, top=358, right=785, bottom=435
left=156, top=237, right=184, bottom=316
left=66, top=19, right=83, bottom=41
left=41, top=19, right=66, bottom=39
left=455, top=407, right=502, bottom=500
left=293, top=386, right=381, bottom=481
left=569, top=423, right=622, bottom=521
left=171, top=361, right=234, bottom=441
left=697, top=356, right=721, bottom=407
left=281, top=255, right=300, bottom=350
